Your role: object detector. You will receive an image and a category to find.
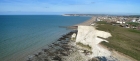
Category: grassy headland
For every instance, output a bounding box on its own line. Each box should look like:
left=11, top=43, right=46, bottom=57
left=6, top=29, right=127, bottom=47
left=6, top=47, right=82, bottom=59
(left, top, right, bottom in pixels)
left=96, top=21, right=140, bottom=61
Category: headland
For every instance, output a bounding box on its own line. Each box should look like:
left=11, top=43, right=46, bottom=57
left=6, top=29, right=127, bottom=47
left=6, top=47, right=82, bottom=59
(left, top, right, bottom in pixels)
left=26, top=16, right=138, bottom=61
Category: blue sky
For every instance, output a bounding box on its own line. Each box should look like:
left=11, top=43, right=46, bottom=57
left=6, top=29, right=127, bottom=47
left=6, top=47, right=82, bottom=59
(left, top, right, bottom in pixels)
left=0, top=0, right=140, bottom=15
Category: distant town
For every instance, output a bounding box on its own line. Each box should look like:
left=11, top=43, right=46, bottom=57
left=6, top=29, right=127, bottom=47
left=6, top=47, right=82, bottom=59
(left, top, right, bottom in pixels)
left=63, top=14, right=140, bottom=30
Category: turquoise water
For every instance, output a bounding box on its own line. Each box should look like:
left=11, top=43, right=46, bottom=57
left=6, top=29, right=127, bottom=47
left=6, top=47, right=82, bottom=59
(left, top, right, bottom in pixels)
left=0, top=15, right=90, bottom=61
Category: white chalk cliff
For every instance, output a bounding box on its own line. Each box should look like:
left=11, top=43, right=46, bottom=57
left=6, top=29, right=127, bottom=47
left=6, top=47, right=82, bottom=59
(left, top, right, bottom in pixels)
left=76, top=26, right=112, bottom=57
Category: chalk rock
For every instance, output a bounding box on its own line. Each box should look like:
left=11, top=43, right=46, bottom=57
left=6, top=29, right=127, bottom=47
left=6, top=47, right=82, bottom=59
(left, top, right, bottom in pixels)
left=71, top=33, right=76, bottom=41
left=76, top=26, right=112, bottom=57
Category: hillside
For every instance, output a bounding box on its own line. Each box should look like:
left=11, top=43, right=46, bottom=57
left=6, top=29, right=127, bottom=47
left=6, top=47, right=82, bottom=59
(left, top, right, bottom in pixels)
left=96, top=21, right=140, bottom=61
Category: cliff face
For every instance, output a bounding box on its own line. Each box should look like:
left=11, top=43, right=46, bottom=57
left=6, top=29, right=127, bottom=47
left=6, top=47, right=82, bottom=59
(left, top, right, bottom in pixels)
left=76, top=26, right=112, bottom=57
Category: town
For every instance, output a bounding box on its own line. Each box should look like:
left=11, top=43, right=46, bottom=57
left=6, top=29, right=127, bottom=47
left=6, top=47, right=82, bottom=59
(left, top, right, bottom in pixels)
left=96, top=16, right=140, bottom=30
left=63, top=14, right=140, bottom=30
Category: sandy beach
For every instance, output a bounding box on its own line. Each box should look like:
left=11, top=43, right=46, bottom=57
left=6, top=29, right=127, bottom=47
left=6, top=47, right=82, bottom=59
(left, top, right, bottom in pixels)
left=66, top=17, right=96, bottom=30
left=75, top=17, right=96, bottom=26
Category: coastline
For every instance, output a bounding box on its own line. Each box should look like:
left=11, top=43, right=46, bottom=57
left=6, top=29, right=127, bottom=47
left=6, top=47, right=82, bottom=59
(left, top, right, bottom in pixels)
left=66, top=17, right=96, bottom=30
left=0, top=15, right=92, bottom=61
left=25, top=16, right=136, bottom=61
left=25, top=17, right=95, bottom=61
left=26, top=31, right=94, bottom=61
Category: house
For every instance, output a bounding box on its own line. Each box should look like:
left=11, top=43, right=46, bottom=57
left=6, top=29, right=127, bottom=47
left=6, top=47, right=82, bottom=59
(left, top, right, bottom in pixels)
left=137, top=18, right=140, bottom=23
left=97, top=18, right=102, bottom=21
left=116, top=20, right=125, bottom=24
left=132, top=18, right=136, bottom=22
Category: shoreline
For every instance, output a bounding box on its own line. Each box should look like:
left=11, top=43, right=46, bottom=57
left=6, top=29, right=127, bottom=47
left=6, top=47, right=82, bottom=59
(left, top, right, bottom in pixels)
left=65, top=17, right=96, bottom=30
left=75, top=17, right=96, bottom=26
left=0, top=16, right=91, bottom=61
left=25, top=16, right=136, bottom=61
left=25, top=17, right=114, bottom=61
left=26, top=31, right=92, bottom=61
left=25, top=17, right=96, bottom=61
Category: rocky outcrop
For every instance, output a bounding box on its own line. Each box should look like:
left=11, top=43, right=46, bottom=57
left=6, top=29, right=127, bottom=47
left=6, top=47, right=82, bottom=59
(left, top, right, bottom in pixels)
left=71, top=33, right=77, bottom=41
left=76, top=26, right=112, bottom=57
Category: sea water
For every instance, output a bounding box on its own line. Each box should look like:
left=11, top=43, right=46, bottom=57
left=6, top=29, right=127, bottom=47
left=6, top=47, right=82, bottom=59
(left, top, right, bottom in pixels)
left=0, top=15, right=90, bottom=61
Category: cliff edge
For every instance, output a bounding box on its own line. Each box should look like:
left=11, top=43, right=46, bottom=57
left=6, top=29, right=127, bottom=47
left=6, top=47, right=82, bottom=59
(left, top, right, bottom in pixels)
left=76, top=26, right=111, bottom=57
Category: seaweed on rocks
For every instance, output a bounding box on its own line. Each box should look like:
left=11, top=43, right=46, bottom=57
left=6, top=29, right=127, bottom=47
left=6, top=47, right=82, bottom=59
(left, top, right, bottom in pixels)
left=52, top=42, right=60, bottom=46
left=26, top=31, right=78, bottom=61
left=57, top=39, right=61, bottom=41
left=59, top=37, right=66, bottom=40
left=44, top=59, right=49, bottom=61
left=42, top=49, right=49, bottom=52
left=38, top=52, right=42, bottom=55
left=62, top=35, right=69, bottom=38
left=34, top=54, right=39, bottom=57
left=88, top=58, right=99, bottom=61
left=52, top=56, right=62, bottom=61
left=48, top=45, right=54, bottom=48
left=27, top=58, right=32, bottom=61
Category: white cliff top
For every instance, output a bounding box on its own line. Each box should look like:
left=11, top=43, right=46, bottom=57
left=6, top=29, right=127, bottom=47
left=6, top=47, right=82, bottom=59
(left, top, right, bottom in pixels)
left=76, top=26, right=112, bottom=57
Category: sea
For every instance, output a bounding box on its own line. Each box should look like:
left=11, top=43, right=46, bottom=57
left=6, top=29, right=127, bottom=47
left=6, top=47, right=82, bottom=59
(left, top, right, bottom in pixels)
left=0, top=15, right=90, bottom=61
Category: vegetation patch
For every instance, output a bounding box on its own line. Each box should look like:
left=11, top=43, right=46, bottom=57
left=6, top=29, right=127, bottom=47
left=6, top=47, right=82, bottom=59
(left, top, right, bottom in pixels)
left=127, top=22, right=140, bottom=27
left=76, top=42, right=92, bottom=50
left=71, top=38, right=76, bottom=41
left=96, top=21, right=107, bottom=24
left=128, top=29, right=140, bottom=34
left=96, top=21, right=140, bottom=61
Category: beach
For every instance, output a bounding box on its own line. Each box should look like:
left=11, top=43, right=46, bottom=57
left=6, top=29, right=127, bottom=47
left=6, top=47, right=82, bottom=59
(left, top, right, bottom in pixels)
left=75, top=17, right=96, bottom=26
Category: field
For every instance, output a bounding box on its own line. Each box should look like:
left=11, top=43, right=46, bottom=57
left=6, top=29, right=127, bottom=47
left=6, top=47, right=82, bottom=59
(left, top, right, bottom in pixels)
left=96, top=21, right=140, bottom=61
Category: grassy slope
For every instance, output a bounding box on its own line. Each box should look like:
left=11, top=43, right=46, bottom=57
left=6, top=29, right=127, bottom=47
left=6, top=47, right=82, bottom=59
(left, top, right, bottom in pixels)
left=96, top=21, right=140, bottom=61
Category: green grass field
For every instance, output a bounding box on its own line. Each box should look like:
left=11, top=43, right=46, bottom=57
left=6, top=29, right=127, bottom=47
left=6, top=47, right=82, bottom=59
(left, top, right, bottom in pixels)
left=96, top=21, right=140, bottom=61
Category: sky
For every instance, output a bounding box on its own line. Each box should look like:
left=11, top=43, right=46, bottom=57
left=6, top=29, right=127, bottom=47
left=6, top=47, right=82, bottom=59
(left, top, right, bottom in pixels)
left=0, top=0, right=140, bottom=15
